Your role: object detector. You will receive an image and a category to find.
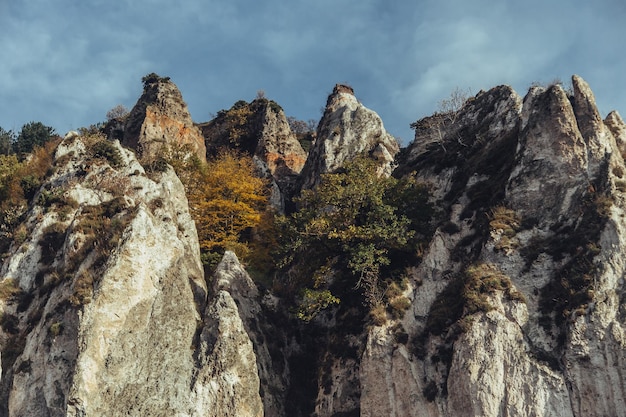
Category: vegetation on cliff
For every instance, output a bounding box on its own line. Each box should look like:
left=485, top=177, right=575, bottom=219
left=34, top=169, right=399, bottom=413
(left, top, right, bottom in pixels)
left=276, top=156, right=434, bottom=320
left=151, top=144, right=271, bottom=271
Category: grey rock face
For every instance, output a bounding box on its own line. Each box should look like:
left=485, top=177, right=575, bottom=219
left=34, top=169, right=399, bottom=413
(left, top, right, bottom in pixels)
left=2, top=74, right=626, bottom=417
left=0, top=135, right=263, bottom=416
left=355, top=75, right=626, bottom=417
left=204, top=252, right=289, bottom=417
left=199, top=99, right=307, bottom=213
left=299, top=84, right=399, bottom=190
left=252, top=102, right=308, bottom=212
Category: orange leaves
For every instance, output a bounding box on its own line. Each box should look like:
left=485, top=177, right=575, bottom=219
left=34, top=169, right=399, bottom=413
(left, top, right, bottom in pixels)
left=183, top=150, right=268, bottom=256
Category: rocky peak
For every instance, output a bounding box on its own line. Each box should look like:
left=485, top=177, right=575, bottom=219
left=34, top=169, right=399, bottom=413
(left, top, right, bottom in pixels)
left=605, top=110, right=626, bottom=153
left=253, top=100, right=307, bottom=178
left=571, top=74, right=612, bottom=177
left=122, top=74, right=206, bottom=161
left=299, top=84, right=399, bottom=190
left=199, top=98, right=307, bottom=212
left=507, top=82, right=591, bottom=224
left=3, top=74, right=626, bottom=417
left=359, top=75, right=626, bottom=417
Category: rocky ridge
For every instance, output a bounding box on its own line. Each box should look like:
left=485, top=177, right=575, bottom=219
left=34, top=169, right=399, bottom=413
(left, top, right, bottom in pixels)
left=0, top=134, right=261, bottom=416
left=1, top=75, right=625, bottom=416
left=198, top=98, right=307, bottom=212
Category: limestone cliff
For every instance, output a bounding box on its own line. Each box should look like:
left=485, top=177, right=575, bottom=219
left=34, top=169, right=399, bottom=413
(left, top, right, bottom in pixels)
left=2, top=75, right=626, bottom=417
left=123, top=74, right=207, bottom=161
left=354, top=75, right=626, bottom=417
left=299, top=84, right=399, bottom=190
left=0, top=133, right=261, bottom=416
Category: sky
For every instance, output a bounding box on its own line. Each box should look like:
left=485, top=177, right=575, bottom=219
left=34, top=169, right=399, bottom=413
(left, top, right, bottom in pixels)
left=1, top=0, right=625, bottom=145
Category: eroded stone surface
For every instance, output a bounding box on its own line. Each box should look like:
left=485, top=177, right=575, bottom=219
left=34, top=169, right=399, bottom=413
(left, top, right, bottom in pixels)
left=300, top=84, right=399, bottom=190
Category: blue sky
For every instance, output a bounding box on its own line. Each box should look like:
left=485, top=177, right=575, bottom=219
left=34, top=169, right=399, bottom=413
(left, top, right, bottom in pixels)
left=1, top=0, right=625, bottom=145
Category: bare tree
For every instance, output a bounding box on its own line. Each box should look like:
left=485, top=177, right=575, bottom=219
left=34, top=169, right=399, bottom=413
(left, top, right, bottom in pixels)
left=411, top=87, right=471, bottom=152
left=106, top=104, right=129, bottom=121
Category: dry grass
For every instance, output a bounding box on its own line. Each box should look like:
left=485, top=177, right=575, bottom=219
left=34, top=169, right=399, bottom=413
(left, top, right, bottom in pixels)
left=489, top=206, right=521, bottom=236
left=0, top=278, right=22, bottom=301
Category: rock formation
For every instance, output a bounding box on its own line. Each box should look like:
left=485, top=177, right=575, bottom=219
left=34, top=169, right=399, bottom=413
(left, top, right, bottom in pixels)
left=299, top=84, right=400, bottom=190
left=357, top=75, right=626, bottom=416
left=0, top=134, right=261, bottom=416
left=198, top=98, right=307, bottom=212
left=1, top=75, right=625, bottom=417
left=123, top=74, right=207, bottom=162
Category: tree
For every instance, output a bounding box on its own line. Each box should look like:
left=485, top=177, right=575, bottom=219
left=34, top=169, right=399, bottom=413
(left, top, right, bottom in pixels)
left=141, top=72, right=170, bottom=86
left=158, top=145, right=269, bottom=265
left=14, top=122, right=56, bottom=156
left=287, top=116, right=317, bottom=135
left=106, top=104, right=129, bottom=121
left=0, top=138, right=60, bottom=254
left=0, top=128, right=15, bottom=155
left=277, top=156, right=433, bottom=318
left=190, top=151, right=268, bottom=255
left=410, top=87, right=471, bottom=152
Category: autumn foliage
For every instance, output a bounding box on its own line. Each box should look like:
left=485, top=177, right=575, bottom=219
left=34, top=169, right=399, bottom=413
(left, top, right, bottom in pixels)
left=191, top=151, right=267, bottom=256
left=0, top=139, right=61, bottom=255
left=159, top=145, right=270, bottom=266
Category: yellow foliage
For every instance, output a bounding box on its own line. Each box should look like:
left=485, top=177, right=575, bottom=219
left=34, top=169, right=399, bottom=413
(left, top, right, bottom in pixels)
left=165, top=147, right=269, bottom=260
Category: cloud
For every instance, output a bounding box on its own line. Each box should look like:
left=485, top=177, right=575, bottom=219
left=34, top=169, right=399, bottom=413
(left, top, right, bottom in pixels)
left=0, top=0, right=624, bottom=144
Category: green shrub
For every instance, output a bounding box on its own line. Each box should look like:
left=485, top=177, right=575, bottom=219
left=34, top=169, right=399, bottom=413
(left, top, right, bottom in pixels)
left=70, top=272, right=94, bottom=306
left=464, top=263, right=522, bottom=314
left=20, top=175, right=41, bottom=201
left=39, top=223, right=67, bottom=265
left=89, top=140, right=124, bottom=168
left=295, top=288, right=340, bottom=322
left=142, top=72, right=170, bottom=86
left=426, top=263, right=523, bottom=336
left=277, top=156, right=434, bottom=320
left=489, top=206, right=520, bottom=236
left=69, top=200, right=134, bottom=274
left=49, top=321, right=64, bottom=337
left=388, top=296, right=411, bottom=319
left=369, top=303, right=387, bottom=326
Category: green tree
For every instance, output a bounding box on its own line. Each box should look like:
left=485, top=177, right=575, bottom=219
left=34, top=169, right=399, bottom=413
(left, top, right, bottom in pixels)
left=0, top=127, right=15, bottom=155
left=277, top=156, right=433, bottom=318
left=141, top=72, right=170, bottom=86
left=15, top=122, right=56, bottom=156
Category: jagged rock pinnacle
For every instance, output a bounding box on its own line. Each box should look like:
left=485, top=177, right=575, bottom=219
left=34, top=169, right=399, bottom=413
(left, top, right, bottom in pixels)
left=123, top=75, right=207, bottom=161
left=299, top=84, right=399, bottom=190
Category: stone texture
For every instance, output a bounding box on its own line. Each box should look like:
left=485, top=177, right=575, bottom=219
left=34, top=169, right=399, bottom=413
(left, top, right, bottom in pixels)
left=0, top=134, right=262, bottom=416
left=354, top=75, right=626, bottom=417
left=299, top=84, right=399, bottom=190
left=252, top=101, right=308, bottom=212
left=202, top=252, right=288, bottom=417
left=123, top=76, right=206, bottom=161
left=2, top=75, right=626, bottom=417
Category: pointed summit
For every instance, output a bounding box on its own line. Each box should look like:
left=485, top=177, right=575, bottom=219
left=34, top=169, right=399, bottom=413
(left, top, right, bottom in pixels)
left=123, top=73, right=206, bottom=161
left=299, top=84, right=399, bottom=189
